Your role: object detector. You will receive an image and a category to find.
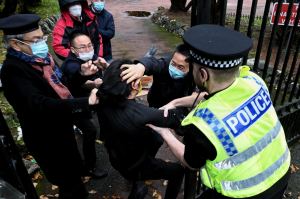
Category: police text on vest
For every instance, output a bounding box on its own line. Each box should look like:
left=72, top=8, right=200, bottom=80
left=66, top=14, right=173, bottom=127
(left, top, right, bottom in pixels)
left=223, top=88, right=272, bottom=137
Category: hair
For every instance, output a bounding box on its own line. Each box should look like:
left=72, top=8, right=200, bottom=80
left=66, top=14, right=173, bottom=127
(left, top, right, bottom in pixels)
left=69, top=31, right=90, bottom=47
left=174, top=43, right=195, bottom=95
left=97, top=59, right=134, bottom=105
left=174, top=43, right=191, bottom=63
left=3, top=34, right=24, bottom=48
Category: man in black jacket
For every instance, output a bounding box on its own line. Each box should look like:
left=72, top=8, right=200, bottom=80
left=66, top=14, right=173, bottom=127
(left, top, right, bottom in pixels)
left=0, top=14, right=99, bottom=199
left=97, top=59, right=184, bottom=199
left=89, top=0, right=115, bottom=62
left=61, top=32, right=108, bottom=179
left=121, top=44, right=195, bottom=109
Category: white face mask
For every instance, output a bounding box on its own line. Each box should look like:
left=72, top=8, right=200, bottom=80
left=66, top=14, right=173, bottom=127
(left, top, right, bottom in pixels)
left=78, top=50, right=94, bottom=61
left=69, top=4, right=82, bottom=17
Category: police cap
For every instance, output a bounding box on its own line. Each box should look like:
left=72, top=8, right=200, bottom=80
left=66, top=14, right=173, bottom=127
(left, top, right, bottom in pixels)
left=183, top=24, right=253, bottom=69
left=0, top=14, right=41, bottom=35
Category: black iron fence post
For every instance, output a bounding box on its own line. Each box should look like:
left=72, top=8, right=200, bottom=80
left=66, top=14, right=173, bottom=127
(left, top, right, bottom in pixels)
left=191, top=0, right=211, bottom=26
left=0, top=109, right=38, bottom=199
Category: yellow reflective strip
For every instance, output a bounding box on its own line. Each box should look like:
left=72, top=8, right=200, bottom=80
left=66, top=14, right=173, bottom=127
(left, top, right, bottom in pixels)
left=214, top=121, right=281, bottom=170
left=221, top=146, right=289, bottom=191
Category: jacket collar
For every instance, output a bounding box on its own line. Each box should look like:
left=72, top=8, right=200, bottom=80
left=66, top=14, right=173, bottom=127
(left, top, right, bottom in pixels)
left=61, top=4, right=96, bottom=28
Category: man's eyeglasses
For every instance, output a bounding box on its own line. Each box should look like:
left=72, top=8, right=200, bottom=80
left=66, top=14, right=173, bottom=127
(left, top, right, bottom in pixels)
left=73, top=43, right=94, bottom=51
left=21, top=35, right=48, bottom=45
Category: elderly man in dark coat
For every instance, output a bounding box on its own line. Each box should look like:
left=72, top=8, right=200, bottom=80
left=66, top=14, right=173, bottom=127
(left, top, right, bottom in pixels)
left=0, top=14, right=99, bottom=199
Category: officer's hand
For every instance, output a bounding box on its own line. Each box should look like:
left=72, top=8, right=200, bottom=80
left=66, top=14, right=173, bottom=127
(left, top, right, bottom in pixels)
left=159, top=102, right=176, bottom=118
left=193, top=91, right=208, bottom=104
left=80, top=60, right=98, bottom=76
left=146, top=124, right=171, bottom=136
left=120, top=63, right=145, bottom=83
left=88, top=88, right=99, bottom=105
left=93, top=57, right=109, bottom=70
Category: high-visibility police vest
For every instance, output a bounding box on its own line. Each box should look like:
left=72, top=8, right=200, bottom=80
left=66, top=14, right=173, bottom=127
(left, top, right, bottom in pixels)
left=181, top=66, right=290, bottom=198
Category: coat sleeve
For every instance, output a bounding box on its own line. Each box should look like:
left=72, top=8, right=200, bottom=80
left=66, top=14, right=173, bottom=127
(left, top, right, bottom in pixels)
left=52, top=19, right=70, bottom=60
left=138, top=56, right=171, bottom=76
left=183, top=125, right=217, bottom=168
left=3, top=66, right=90, bottom=115
left=139, top=104, right=183, bottom=129
left=98, top=13, right=115, bottom=40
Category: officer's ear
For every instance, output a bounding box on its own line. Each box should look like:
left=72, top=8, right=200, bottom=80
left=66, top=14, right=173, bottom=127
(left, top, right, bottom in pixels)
left=199, top=67, right=209, bottom=82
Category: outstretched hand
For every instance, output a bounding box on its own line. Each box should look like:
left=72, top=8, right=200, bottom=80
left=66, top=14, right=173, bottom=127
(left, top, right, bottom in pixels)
left=80, top=60, right=98, bottom=76
left=120, top=63, right=145, bottom=83
left=159, top=102, right=177, bottom=117
left=146, top=124, right=171, bottom=136
left=93, top=57, right=109, bottom=70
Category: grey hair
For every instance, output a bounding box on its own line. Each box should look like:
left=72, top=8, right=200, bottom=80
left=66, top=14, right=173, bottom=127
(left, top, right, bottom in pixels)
left=3, top=34, right=24, bottom=49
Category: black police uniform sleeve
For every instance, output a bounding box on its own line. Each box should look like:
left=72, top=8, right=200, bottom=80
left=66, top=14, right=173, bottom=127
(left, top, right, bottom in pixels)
left=138, top=55, right=171, bottom=76
left=183, top=124, right=217, bottom=168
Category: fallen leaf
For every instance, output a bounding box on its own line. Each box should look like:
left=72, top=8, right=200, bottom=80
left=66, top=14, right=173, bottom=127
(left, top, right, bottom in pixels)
left=145, top=180, right=153, bottom=185
left=290, top=164, right=300, bottom=173
left=162, top=180, right=168, bottom=186
left=82, top=176, right=91, bottom=183
left=88, top=189, right=97, bottom=194
left=32, top=171, right=43, bottom=181
left=95, top=139, right=103, bottom=144
left=152, top=190, right=162, bottom=199
left=111, top=195, right=122, bottom=199
left=51, top=185, right=58, bottom=190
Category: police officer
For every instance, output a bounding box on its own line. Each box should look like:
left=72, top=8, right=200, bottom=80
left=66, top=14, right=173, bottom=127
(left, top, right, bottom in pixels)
left=148, top=24, right=291, bottom=199
left=0, top=14, right=99, bottom=199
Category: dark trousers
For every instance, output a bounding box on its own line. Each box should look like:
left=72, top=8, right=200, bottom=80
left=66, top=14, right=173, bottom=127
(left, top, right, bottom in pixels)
left=74, top=116, right=97, bottom=171
left=121, top=157, right=185, bottom=199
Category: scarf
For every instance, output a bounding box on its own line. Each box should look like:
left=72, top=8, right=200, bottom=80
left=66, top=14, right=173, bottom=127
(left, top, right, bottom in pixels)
left=7, top=48, right=73, bottom=99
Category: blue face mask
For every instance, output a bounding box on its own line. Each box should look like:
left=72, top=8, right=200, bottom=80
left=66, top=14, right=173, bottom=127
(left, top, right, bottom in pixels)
left=168, top=63, right=186, bottom=79
left=30, top=40, right=49, bottom=58
left=93, top=2, right=105, bottom=12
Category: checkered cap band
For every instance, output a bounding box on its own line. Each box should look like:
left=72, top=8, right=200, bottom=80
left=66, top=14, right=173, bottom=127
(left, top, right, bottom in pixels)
left=190, top=50, right=243, bottom=69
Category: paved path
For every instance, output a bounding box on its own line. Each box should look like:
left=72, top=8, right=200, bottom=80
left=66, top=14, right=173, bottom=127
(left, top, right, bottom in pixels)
left=84, top=1, right=299, bottom=198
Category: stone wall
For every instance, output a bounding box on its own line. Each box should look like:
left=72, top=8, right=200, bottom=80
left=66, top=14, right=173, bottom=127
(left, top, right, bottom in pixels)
left=39, top=15, right=60, bottom=35
left=151, top=7, right=188, bottom=37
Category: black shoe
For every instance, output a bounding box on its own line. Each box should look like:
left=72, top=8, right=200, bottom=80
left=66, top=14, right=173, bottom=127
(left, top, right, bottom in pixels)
left=88, top=168, right=108, bottom=179
left=128, top=181, right=148, bottom=199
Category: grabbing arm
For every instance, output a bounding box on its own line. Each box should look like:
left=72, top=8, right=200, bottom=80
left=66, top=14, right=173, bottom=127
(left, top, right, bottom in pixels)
left=160, top=91, right=208, bottom=117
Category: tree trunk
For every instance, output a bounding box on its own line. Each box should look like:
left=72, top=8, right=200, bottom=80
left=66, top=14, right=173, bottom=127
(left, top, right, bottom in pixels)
left=169, top=0, right=187, bottom=12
